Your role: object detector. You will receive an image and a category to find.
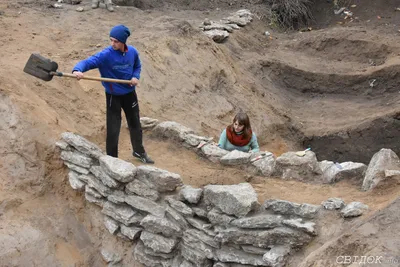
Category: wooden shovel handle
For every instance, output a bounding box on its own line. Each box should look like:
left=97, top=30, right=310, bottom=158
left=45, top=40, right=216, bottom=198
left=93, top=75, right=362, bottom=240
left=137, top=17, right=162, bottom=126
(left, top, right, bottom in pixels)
left=51, top=71, right=133, bottom=84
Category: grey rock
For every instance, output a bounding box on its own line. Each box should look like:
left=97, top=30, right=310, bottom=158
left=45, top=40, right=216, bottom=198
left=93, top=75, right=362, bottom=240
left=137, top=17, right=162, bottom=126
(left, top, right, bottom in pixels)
left=362, top=148, right=400, bottom=191
left=201, top=143, right=229, bottom=162
left=153, top=121, right=194, bottom=142
left=186, top=217, right=216, bottom=236
left=203, top=23, right=234, bottom=33
left=61, top=150, right=93, bottom=168
left=215, top=227, right=312, bottom=249
left=102, top=201, right=143, bottom=226
left=64, top=161, right=90, bottom=174
left=61, top=132, right=104, bottom=159
left=207, top=208, right=235, bottom=225
left=181, top=245, right=213, bottom=267
left=252, top=153, right=276, bottom=177
left=213, top=263, right=230, bottom=267
left=107, top=190, right=126, bottom=204
left=221, top=15, right=251, bottom=26
left=171, top=254, right=184, bottom=266
left=262, top=246, right=291, bottom=267
left=99, top=155, right=137, bottom=183
left=320, top=161, right=367, bottom=183
left=203, top=18, right=212, bottom=26
left=120, top=225, right=142, bottom=240
left=340, top=202, right=369, bottom=218
left=226, top=23, right=240, bottom=29
left=81, top=174, right=113, bottom=197
left=180, top=185, right=203, bottom=204
left=231, top=214, right=283, bottom=229
left=185, top=229, right=220, bottom=248
left=104, top=215, right=119, bottom=235
left=192, top=207, right=208, bottom=219
left=181, top=260, right=196, bottom=267
left=85, top=185, right=102, bottom=199
left=126, top=179, right=159, bottom=201
left=385, top=169, right=400, bottom=178
left=241, top=245, right=270, bottom=255
left=165, top=196, right=193, bottom=216
left=125, top=195, right=166, bottom=217
left=55, top=140, right=71, bottom=151
left=90, top=165, right=120, bottom=188
left=215, top=245, right=268, bottom=266
left=235, top=9, right=253, bottom=18
left=137, top=165, right=182, bottom=192
left=100, top=248, right=122, bottom=264
left=275, top=151, right=322, bottom=181
left=140, top=214, right=182, bottom=237
left=321, top=198, right=345, bottom=210
left=318, top=160, right=335, bottom=173
left=182, top=231, right=214, bottom=259
left=133, top=241, right=173, bottom=267
left=220, top=150, right=251, bottom=165
left=140, top=231, right=178, bottom=254
left=282, top=218, right=317, bottom=235
left=85, top=192, right=106, bottom=207
left=263, top=199, right=320, bottom=219
left=165, top=205, right=190, bottom=229
left=68, top=171, right=85, bottom=190
left=204, top=183, right=259, bottom=217
left=184, top=134, right=213, bottom=147
left=141, top=117, right=159, bottom=129
left=144, top=246, right=177, bottom=259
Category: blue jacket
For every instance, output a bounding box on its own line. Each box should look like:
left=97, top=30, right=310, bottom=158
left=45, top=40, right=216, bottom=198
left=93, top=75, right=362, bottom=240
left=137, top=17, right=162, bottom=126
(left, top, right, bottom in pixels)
left=218, top=129, right=260, bottom=153
left=73, top=45, right=141, bottom=95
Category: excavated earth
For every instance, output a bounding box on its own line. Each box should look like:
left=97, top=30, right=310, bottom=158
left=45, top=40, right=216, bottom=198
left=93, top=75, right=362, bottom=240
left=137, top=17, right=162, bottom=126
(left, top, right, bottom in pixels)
left=0, top=0, right=399, bottom=266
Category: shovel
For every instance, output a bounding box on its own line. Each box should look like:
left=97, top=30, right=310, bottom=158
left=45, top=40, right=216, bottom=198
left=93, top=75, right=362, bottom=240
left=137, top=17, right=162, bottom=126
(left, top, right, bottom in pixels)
left=295, top=147, right=311, bottom=157
left=23, top=53, right=132, bottom=84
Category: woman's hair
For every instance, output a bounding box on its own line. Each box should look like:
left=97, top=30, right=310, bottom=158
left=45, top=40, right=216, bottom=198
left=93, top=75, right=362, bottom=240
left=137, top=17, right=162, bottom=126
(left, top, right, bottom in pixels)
left=229, top=112, right=252, bottom=139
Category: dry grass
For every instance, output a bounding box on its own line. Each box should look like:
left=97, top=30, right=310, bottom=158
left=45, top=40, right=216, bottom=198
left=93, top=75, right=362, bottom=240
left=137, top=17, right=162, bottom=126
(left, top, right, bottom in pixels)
left=267, top=0, right=315, bottom=30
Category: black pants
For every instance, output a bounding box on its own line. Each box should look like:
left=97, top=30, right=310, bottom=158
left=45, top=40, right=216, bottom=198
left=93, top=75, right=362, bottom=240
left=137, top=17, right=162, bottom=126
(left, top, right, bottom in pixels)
left=106, top=91, right=145, bottom=158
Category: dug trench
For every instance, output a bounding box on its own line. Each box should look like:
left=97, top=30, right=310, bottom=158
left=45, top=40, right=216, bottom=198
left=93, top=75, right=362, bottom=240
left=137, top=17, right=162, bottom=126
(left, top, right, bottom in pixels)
left=255, top=27, right=400, bottom=164
left=1, top=0, right=400, bottom=266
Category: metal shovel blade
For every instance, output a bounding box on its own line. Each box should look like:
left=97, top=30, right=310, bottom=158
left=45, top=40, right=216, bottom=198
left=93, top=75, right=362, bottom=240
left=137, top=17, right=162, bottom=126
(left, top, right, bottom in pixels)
left=295, top=147, right=311, bottom=157
left=23, top=53, right=58, bottom=81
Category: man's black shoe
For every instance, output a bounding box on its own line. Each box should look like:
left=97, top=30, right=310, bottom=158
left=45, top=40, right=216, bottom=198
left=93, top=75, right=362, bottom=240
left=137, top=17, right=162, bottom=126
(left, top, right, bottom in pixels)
left=133, top=151, right=155, bottom=164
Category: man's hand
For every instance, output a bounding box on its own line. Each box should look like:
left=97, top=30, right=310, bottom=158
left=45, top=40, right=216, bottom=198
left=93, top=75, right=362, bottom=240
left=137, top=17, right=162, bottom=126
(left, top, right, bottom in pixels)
left=130, top=77, right=139, bottom=87
left=73, top=71, right=84, bottom=80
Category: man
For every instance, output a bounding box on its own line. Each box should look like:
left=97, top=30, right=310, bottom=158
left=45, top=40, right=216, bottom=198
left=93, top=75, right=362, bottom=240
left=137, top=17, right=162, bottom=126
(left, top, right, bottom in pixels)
left=72, top=25, right=154, bottom=164
left=92, top=0, right=114, bottom=12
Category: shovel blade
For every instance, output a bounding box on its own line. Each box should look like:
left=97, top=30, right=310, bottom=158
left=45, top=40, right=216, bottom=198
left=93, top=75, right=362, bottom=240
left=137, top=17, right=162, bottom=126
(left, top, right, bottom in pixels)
left=23, top=53, right=58, bottom=81
left=295, top=151, right=306, bottom=157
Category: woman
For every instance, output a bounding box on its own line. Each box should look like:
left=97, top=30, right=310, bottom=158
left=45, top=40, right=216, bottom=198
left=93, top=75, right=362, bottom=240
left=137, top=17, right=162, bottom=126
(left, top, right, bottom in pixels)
left=218, top=112, right=260, bottom=153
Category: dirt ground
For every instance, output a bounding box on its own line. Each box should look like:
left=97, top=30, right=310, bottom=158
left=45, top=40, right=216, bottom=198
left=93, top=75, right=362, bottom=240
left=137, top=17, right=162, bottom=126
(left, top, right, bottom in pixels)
left=0, top=0, right=400, bottom=266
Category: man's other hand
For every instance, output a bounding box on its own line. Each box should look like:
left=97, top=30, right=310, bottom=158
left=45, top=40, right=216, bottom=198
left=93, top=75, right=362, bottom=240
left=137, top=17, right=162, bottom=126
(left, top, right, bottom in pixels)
left=73, top=71, right=84, bottom=80
left=130, top=77, right=139, bottom=87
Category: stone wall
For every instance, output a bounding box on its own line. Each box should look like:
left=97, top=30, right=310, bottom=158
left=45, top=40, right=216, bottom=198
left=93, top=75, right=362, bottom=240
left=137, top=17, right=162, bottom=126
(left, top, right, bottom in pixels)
left=58, top=132, right=322, bottom=267
left=58, top=116, right=400, bottom=266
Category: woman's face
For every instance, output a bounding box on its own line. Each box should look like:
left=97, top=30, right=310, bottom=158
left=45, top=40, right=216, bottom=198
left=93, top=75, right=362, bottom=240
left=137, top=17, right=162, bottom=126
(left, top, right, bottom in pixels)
left=233, top=120, right=244, bottom=132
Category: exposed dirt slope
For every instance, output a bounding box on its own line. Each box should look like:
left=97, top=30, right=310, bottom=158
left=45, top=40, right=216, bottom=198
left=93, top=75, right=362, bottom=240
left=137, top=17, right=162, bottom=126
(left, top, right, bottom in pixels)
left=0, top=0, right=400, bottom=266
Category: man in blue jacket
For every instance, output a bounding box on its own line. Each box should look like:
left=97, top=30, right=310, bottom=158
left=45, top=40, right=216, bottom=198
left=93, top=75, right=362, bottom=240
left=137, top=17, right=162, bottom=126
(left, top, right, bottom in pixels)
left=72, top=24, right=154, bottom=164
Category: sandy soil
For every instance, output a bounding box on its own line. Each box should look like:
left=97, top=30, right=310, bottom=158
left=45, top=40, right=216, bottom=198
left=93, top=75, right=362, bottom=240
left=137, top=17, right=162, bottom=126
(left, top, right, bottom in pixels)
left=0, top=0, right=399, bottom=266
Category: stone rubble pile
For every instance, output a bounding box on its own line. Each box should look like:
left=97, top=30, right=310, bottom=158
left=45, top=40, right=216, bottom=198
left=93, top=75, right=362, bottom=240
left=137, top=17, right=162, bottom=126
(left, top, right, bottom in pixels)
left=58, top=132, right=329, bottom=267
left=201, top=9, right=254, bottom=43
